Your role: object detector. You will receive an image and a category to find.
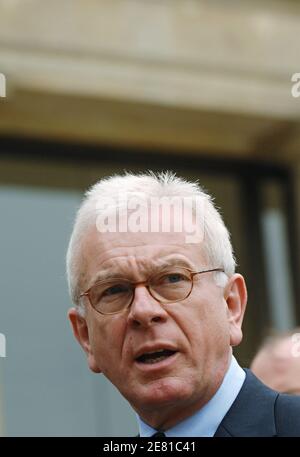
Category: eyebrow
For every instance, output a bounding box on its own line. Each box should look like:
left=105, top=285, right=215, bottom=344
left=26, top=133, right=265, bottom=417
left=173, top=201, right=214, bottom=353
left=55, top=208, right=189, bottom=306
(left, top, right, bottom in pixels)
left=88, top=258, right=196, bottom=287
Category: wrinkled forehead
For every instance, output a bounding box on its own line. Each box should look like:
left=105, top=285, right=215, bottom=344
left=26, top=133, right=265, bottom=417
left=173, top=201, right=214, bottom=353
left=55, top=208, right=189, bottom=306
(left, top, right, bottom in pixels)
left=80, top=222, right=207, bottom=285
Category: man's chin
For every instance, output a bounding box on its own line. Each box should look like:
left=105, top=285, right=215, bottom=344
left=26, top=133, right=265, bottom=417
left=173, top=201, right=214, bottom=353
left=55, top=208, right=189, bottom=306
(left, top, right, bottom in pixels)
left=129, top=378, right=193, bottom=412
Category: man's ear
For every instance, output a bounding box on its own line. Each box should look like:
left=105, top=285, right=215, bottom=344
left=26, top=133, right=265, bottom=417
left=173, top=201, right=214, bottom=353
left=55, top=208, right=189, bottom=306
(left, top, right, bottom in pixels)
left=68, top=307, right=101, bottom=373
left=224, top=274, right=247, bottom=347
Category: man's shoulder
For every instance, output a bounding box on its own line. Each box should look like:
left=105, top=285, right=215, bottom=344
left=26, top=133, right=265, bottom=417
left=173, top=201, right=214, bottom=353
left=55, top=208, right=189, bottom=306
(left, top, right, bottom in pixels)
left=275, top=393, right=300, bottom=437
left=215, top=368, right=300, bottom=436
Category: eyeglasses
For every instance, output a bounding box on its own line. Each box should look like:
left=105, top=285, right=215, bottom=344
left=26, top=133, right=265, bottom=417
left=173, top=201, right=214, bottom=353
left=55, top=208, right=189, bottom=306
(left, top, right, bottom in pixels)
left=80, top=267, right=224, bottom=315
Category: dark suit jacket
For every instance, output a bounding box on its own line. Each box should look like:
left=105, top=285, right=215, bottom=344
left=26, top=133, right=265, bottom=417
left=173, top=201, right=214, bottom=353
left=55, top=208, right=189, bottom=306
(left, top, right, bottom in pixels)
left=214, top=369, right=300, bottom=437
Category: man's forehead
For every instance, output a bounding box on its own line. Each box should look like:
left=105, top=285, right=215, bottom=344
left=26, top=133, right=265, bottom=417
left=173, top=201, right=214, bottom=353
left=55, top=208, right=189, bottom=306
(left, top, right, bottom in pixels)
left=86, top=236, right=203, bottom=267
left=81, top=225, right=206, bottom=285
left=100, top=252, right=197, bottom=270
left=90, top=254, right=199, bottom=284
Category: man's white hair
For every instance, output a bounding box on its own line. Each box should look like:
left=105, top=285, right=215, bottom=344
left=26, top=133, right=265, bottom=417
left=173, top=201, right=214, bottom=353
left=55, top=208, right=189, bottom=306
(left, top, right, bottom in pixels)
left=66, top=171, right=236, bottom=315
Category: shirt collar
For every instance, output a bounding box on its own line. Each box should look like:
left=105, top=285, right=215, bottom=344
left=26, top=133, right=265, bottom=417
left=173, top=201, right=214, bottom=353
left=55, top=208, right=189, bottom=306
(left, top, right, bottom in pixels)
left=137, top=355, right=245, bottom=437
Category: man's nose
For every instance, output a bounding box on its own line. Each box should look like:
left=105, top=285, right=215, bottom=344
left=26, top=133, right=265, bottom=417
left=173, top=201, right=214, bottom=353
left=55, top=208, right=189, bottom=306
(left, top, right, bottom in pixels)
left=127, top=285, right=168, bottom=328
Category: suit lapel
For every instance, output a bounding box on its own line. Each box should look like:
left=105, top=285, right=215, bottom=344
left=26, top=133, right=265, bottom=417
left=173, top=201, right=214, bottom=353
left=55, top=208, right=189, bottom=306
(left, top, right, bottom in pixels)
left=214, top=369, right=278, bottom=437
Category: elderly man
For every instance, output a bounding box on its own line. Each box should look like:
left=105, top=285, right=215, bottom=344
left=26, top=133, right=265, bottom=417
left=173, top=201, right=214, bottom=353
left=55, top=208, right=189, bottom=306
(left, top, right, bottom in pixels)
left=66, top=171, right=300, bottom=436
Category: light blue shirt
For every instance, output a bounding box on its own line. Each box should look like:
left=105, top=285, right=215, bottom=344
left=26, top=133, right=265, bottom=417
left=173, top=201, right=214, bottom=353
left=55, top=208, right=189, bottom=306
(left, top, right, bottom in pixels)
left=137, top=355, right=245, bottom=437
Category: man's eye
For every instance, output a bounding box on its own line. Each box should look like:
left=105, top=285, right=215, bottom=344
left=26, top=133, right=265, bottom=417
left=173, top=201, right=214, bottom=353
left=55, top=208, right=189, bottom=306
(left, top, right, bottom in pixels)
left=162, top=273, right=188, bottom=284
left=102, top=284, right=129, bottom=297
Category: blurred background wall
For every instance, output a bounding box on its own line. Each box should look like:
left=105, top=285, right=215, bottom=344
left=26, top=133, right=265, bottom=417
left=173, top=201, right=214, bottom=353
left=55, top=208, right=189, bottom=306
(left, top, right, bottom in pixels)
left=0, top=0, right=300, bottom=436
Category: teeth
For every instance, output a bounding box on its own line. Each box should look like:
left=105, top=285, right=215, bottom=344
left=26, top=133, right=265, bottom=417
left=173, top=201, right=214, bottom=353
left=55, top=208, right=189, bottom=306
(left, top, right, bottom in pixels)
left=144, top=355, right=169, bottom=364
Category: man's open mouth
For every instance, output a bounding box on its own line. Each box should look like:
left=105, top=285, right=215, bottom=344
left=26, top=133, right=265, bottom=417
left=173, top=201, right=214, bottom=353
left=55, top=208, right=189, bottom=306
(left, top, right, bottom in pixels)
left=136, top=349, right=177, bottom=364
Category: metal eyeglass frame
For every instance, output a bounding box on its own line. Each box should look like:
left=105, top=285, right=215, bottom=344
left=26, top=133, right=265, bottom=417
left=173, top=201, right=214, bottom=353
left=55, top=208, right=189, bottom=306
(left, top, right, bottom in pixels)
left=79, top=267, right=225, bottom=315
